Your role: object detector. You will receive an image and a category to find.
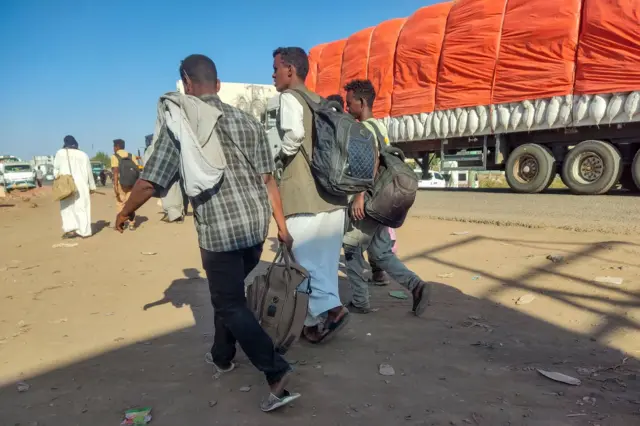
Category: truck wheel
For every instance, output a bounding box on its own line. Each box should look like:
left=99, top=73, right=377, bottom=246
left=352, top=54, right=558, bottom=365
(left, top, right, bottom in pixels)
left=619, top=167, right=639, bottom=192
left=632, top=150, right=640, bottom=191
left=561, top=140, right=621, bottom=195
left=505, top=144, right=555, bottom=193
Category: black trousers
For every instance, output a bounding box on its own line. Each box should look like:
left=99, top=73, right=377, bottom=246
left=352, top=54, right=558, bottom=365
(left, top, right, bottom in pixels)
left=200, top=243, right=289, bottom=385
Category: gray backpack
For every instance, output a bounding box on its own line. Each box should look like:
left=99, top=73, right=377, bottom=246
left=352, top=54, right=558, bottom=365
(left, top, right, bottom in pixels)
left=365, top=127, right=418, bottom=228
left=116, top=153, right=140, bottom=188
left=289, top=89, right=377, bottom=196
left=246, top=244, right=310, bottom=355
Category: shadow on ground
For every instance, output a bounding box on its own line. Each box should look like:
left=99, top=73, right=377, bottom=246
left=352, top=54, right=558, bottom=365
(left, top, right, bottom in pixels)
left=2, top=242, right=640, bottom=425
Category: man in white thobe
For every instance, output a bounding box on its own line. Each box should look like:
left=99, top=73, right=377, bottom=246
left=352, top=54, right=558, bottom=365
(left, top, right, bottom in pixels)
left=53, top=136, right=96, bottom=238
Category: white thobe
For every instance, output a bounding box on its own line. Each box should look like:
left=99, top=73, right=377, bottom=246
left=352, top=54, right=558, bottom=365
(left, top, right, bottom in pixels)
left=53, top=148, right=96, bottom=237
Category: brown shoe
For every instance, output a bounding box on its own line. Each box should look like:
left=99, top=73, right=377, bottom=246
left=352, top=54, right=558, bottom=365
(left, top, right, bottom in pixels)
left=412, top=282, right=432, bottom=317
left=370, top=271, right=390, bottom=286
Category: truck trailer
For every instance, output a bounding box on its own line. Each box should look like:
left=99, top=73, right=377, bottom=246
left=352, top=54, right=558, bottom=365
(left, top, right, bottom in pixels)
left=304, top=0, right=640, bottom=195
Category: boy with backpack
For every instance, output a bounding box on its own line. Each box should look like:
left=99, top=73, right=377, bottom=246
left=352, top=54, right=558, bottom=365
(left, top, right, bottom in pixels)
left=341, top=79, right=431, bottom=316
left=111, top=139, right=140, bottom=230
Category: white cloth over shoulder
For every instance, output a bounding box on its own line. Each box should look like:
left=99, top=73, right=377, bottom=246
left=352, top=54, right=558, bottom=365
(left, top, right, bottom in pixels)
left=278, top=93, right=305, bottom=156
left=53, top=148, right=96, bottom=237
left=157, top=92, right=227, bottom=197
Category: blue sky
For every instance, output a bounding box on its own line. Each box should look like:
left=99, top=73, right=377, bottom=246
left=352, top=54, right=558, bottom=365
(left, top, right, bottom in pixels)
left=0, top=0, right=432, bottom=160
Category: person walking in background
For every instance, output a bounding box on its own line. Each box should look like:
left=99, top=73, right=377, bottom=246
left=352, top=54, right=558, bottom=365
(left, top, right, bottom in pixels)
left=273, top=47, right=350, bottom=343
left=111, top=139, right=139, bottom=230
left=115, top=54, right=299, bottom=412
left=341, top=79, right=430, bottom=315
left=53, top=135, right=96, bottom=239
left=35, top=168, right=44, bottom=188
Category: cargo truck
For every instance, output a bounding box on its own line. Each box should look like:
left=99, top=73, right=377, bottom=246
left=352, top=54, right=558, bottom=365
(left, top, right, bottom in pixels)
left=305, top=0, right=640, bottom=195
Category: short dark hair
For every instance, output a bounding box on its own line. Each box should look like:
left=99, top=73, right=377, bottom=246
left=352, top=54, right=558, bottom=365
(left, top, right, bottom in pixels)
left=326, top=94, right=344, bottom=107
left=344, top=79, right=376, bottom=108
left=113, top=139, right=125, bottom=149
left=180, top=54, right=218, bottom=84
left=273, top=47, right=309, bottom=80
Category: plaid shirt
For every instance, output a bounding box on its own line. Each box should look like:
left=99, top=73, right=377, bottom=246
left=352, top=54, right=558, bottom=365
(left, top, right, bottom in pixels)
left=142, top=94, right=275, bottom=252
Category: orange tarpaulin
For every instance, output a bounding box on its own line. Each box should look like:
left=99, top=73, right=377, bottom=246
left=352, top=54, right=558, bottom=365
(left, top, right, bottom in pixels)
left=491, top=0, right=582, bottom=104
left=315, top=39, right=347, bottom=98
left=391, top=2, right=452, bottom=116
left=575, top=0, right=640, bottom=95
left=340, top=27, right=374, bottom=100
left=435, top=0, right=506, bottom=110
left=367, top=18, right=406, bottom=118
left=308, top=0, right=640, bottom=117
left=305, top=44, right=327, bottom=92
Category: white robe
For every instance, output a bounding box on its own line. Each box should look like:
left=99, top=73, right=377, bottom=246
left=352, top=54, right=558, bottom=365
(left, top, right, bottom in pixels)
left=53, top=148, right=95, bottom=237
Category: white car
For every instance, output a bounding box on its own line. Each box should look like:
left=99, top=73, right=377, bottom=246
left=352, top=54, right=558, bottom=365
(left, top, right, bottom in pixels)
left=418, top=171, right=446, bottom=189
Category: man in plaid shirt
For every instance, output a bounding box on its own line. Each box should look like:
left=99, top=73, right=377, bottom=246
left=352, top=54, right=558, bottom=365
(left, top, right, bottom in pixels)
left=115, top=54, right=299, bottom=412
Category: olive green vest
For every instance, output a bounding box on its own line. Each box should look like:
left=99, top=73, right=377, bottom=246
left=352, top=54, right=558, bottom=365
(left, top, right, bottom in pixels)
left=279, top=86, right=347, bottom=217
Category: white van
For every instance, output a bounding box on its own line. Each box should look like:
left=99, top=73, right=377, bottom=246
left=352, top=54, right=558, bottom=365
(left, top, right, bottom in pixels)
left=2, top=162, right=36, bottom=191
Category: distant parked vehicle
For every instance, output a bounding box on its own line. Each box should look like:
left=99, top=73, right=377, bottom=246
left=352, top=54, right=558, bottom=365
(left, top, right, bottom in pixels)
left=417, top=171, right=446, bottom=189
left=2, top=162, right=36, bottom=191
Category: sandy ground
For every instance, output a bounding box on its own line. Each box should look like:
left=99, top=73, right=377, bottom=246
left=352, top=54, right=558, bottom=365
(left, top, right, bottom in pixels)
left=1, top=188, right=639, bottom=425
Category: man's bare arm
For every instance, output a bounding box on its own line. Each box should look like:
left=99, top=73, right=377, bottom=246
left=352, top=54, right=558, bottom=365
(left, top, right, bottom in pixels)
left=263, top=174, right=292, bottom=248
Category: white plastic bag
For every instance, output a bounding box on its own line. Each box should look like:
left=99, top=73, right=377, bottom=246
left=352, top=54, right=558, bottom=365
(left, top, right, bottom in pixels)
left=522, top=100, right=535, bottom=130
left=510, top=104, right=523, bottom=130
left=449, top=110, right=458, bottom=136
left=490, top=106, right=498, bottom=131
left=405, top=115, right=415, bottom=140
left=442, top=111, right=450, bottom=138
left=607, top=94, right=624, bottom=123
left=535, top=99, right=548, bottom=125
left=458, top=109, right=468, bottom=135
left=558, top=96, right=572, bottom=126
left=624, top=91, right=640, bottom=120
left=388, top=118, right=399, bottom=141
left=574, top=95, right=591, bottom=123
left=398, top=118, right=407, bottom=141
left=433, top=111, right=442, bottom=138
left=468, top=109, right=479, bottom=134
left=590, top=95, right=607, bottom=125
left=476, top=105, right=488, bottom=132
left=413, top=115, right=424, bottom=139
left=497, top=104, right=510, bottom=131
left=546, top=97, right=560, bottom=127
left=423, top=113, right=432, bottom=138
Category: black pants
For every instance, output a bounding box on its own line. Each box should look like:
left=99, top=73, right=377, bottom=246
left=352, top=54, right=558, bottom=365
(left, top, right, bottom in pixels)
left=201, top=243, right=289, bottom=385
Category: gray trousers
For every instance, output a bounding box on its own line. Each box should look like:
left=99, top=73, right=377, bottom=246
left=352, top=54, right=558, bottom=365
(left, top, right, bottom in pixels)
left=343, top=217, right=421, bottom=309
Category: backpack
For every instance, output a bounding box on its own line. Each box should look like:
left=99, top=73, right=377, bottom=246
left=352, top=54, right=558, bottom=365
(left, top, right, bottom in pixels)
left=365, top=126, right=418, bottom=228
left=116, top=153, right=140, bottom=188
left=289, top=89, right=377, bottom=196
left=246, top=244, right=310, bottom=355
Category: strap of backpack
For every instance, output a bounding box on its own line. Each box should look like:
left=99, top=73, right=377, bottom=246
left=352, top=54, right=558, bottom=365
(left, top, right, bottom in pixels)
left=287, top=88, right=322, bottom=112
left=369, top=122, right=387, bottom=152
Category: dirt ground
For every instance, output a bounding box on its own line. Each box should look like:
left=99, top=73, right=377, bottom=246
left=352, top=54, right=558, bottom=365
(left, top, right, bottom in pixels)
left=1, top=188, right=639, bottom=425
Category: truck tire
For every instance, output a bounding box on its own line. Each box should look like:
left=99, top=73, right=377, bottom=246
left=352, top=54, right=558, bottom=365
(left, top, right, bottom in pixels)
left=619, top=167, right=639, bottom=192
left=632, top=150, right=640, bottom=191
left=505, top=144, right=555, bottom=193
left=561, top=140, right=621, bottom=195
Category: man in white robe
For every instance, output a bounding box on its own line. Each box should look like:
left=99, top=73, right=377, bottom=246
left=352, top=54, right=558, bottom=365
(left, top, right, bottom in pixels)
left=53, top=136, right=96, bottom=238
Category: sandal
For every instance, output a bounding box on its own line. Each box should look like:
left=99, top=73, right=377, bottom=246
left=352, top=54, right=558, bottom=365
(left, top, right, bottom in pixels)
left=310, top=308, right=351, bottom=345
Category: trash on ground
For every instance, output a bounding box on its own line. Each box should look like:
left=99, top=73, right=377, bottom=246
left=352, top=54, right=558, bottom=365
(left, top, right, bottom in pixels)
left=437, top=273, right=454, bottom=278
left=516, top=294, right=537, bottom=305
left=471, top=275, right=481, bottom=281
left=17, top=381, right=30, bottom=392
left=594, top=276, right=624, bottom=286
left=121, top=407, right=152, bottom=425
left=209, top=400, right=218, bottom=407
left=141, top=252, right=157, bottom=256
left=379, top=364, right=395, bottom=376
left=537, top=369, right=581, bottom=386
left=239, top=386, right=251, bottom=392
left=452, top=231, right=469, bottom=236
left=52, top=242, right=78, bottom=248
left=388, top=291, right=408, bottom=300
left=546, top=254, right=565, bottom=263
